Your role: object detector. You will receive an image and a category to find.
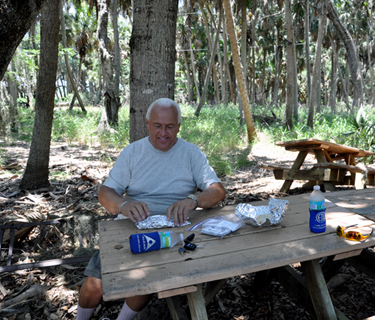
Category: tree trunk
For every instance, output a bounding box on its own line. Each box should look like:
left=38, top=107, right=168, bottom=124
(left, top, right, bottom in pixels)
left=272, top=45, right=282, bottom=106
left=329, top=36, right=338, bottom=113
left=285, top=0, right=294, bottom=129
left=7, top=61, right=19, bottom=133
left=223, top=17, right=233, bottom=103
left=199, top=1, right=220, bottom=104
left=129, top=0, right=178, bottom=142
left=367, top=33, right=375, bottom=108
left=327, top=0, right=363, bottom=109
left=305, top=0, right=311, bottom=102
left=307, top=0, right=327, bottom=128
left=237, top=0, right=248, bottom=123
left=338, top=61, right=351, bottom=111
left=59, top=0, right=86, bottom=113
left=20, top=0, right=59, bottom=190
left=179, top=32, right=193, bottom=103
left=293, top=32, right=298, bottom=121
left=97, top=0, right=121, bottom=131
left=223, top=0, right=256, bottom=143
left=195, top=7, right=222, bottom=116
left=0, top=0, right=47, bottom=80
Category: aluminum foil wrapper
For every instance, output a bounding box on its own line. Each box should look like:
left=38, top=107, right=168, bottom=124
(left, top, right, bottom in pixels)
left=235, top=198, right=289, bottom=227
left=135, top=215, right=191, bottom=230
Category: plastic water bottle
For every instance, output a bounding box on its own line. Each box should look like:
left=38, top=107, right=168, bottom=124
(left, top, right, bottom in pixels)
left=309, top=185, right=326, bottom=233
left=129, top=231, right=184, bottom=254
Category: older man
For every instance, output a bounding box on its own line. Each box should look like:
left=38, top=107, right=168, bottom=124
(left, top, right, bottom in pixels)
left=76, top=98, right=226, bottom=320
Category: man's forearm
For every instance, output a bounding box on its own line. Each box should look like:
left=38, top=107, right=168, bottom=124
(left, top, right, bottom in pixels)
left=195, top=182, right=226, bottom=208
left=98, top=185, right=125, bottom=214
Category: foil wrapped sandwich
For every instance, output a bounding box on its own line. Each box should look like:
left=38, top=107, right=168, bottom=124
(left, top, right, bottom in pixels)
left=235, top=198, right=289, bottom=227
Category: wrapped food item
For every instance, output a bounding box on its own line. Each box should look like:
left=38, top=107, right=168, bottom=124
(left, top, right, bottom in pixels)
left=235, top=198, right=289, bottom=227
left=135, top=215, right=190, bottom=229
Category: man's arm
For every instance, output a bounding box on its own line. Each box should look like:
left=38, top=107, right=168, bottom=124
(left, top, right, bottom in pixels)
left=98, top=185, right=150, bottom=223
left=166, top=182, right=226, bottom=226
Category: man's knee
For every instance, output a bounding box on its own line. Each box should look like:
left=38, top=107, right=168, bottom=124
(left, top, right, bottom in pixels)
left=79, top=276, right=103, bottom=308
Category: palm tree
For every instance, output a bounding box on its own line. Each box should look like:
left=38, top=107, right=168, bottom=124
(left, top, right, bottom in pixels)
left=20, top=0, right=60, bottom=189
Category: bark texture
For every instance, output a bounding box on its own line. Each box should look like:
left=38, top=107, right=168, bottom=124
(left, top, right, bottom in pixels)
left=20, top=0, right=60, bottom=189
left=223, top=0, right=256, bottom=143
left=97, top=0, right=120, bottom=131
left=327, top=0, right=363, bottom=109
left=285, top=0, right=294, bottom=129
left=0, top=0, right=47, bottom=80
left=307, top=0, right=327, bottom=128
left=129, top=0, right=178, bottom=142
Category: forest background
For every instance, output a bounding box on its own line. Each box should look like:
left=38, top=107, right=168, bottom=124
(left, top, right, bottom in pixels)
left=0, top=0, right=375, bottom=188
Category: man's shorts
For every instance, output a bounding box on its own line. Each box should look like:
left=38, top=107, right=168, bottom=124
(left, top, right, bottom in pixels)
left=84, top=250, right=102, bottom=279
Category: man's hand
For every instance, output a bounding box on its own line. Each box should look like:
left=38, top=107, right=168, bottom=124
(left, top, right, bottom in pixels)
left=167, top=198, right=196, bottom=226
left=120, top=201, right=150, bottom=223
left=98, top=185, right=150, bottom=223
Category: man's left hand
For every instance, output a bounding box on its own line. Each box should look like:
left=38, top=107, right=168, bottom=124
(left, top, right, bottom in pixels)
left=166, top=198, right=196, bottom=226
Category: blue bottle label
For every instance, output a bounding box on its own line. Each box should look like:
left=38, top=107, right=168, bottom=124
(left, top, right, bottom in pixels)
left=310, top=200, right=325, bottom=210
left=309, top=209, right=326, bottom=233
left=160, top=231, right=172, bottom=248
left=129, top=232, right=161, bottom=254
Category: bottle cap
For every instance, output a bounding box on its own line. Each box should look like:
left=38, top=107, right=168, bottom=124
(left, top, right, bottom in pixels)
left=313, top=185, right=320, bottom=190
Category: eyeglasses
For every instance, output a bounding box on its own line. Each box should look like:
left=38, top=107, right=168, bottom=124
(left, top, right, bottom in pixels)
left=336, top=224, right=374, bottom=242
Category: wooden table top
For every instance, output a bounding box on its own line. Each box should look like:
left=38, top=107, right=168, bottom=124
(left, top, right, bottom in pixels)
left=99, top=189, right=375, bottom=301
left=275, top=139, right=375, bottom=157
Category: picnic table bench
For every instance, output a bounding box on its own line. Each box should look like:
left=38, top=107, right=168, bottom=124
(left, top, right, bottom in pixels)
left=258, top=139, right=375, bottom=193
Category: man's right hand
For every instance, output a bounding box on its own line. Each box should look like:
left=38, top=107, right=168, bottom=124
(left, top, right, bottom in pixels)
left=98, top=185, right=150, bottom=223
left=120, top=201, right=150, bottom=223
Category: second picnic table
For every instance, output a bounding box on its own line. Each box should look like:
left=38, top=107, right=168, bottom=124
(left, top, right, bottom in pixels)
left=260, top=138, right=375, bottom=193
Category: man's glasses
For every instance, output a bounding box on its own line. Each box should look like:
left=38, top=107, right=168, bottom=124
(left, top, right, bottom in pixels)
left=336, top=224, right=373, bottom=242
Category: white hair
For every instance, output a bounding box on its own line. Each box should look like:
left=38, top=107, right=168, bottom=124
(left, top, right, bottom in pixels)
left=146, top=98, right=181, bottom=124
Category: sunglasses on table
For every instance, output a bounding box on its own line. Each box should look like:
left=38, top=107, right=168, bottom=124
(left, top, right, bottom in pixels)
left=336, top=224, right=373, bottom=242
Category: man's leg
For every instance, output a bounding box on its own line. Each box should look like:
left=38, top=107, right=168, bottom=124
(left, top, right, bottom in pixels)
left=117, top=295, right=152, bottom=320
left=76, top=276, right=103, bottom=320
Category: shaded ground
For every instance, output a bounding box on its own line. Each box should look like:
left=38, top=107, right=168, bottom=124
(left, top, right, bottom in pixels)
left=0, top=134, right=374, bottom=319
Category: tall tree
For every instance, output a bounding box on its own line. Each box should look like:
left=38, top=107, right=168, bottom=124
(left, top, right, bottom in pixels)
left=285, top=0, right=295, bottom=129
left=129, top=0, right=178, bottom=142
left=97, top=0, right=121, bottom=131
left=20, top=0, right=60, bottom=189
left=307, top=0, right=327, bottom=128
left=327, top=0, right=363, bottom=109
left=223, top=0, right=256, bottom=143
left=305, top=0, right=311, bottom=102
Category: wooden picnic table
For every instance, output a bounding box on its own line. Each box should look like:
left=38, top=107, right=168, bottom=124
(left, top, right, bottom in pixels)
left=267, top=139, right=375, bottom=193
left=99, top=189, right=375, bottom=320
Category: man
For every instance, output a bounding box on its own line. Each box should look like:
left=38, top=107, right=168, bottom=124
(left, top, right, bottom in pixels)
left=76, top=98, right=226, bottom=320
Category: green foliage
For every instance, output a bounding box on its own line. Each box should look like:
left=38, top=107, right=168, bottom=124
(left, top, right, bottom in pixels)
left=179, top=104, right=249, bottom=175
left=339, top=107, right=375, bottom=163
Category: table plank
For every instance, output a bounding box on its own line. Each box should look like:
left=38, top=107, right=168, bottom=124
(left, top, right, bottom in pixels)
left=276, top=139, right=375, bottom=157
left=101, top=223, right=375, bottom=300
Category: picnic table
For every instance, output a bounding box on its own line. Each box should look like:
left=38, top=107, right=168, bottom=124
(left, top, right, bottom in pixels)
left=99, top=189, right=375, bottom=320
left=260, top=138, right=375, bottom=193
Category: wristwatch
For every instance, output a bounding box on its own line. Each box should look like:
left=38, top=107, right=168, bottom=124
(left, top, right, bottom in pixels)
left=187, top=194, right=199, bottom=209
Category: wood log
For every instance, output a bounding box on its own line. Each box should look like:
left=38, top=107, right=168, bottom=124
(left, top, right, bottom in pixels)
left=0, top=283, right=47, bottom=310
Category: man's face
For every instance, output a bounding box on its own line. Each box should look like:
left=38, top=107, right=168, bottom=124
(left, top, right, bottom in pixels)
left=146, top=104, right=180, bottom=152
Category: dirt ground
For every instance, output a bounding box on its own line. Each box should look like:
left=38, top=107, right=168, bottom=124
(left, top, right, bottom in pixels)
left=0, top=133, right=374, bottom=320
